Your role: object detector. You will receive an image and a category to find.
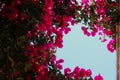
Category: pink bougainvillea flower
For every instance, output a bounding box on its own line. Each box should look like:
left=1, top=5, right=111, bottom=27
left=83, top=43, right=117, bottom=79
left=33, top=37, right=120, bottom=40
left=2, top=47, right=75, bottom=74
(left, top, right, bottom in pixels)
left=79, top=68, right=86, bottom=77
left=86, top=69, right=92, bottom=77
left=51, top=56, right=56, bottom=65
left=107, top=39, right=116, bottom=53
left=57, top=64, right=63, bottom=70
left=54, top=31, right=64, bottom=48
left=101, top=39, right=107, bottom=42
left=73, top=66, right=80, bottom=74
left=81, top=26, right=90, bottom=36
left=43, top=0, right=54, bottom=15
left=103, top=29, right=113, bottom=36
left=73, top=66, right=81, bottom=79
left=96, top=8, right=105, bottom=15
left=36, top=65, right=47, bottom=75
left=64, top=27, right=71, bottom=34
left=94, top=74, right=103, bottom=80
left=64, top=68, right=72, bottom=78
left=82, top=0, right=89, bottom=5
left=56, top=59, right=64, bottom=64
left=99, top=26, right=104, bottom=31
left=64, top=68, right=71, bottom=73
left=50, top=56, right=64, bottom=70
left=91, top=28, right=98, bottom=37
left=42, top=14, right=52, bottom=26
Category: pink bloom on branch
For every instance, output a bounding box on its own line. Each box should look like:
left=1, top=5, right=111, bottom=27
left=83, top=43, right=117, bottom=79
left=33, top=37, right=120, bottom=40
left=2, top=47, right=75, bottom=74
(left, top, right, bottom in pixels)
left=57, top=64, right=63, bottom=70
left=103, top=29, right=113, bottom=36
left=64, top=68, right=71, bottom=74
left=82, top=0, right=89, bottom=5
left=101, top=39, right=107, bottom=42
left=51, top=56, right=56, bottom=65
left=64, top=68, right=72, bottom=78
left=36, top=65, right=47, bottom=75
left=79, top=68, right=86, bottom=77
left=91, top=28, right=98, bottom=36
left=94, top=74, right=103, bottom=80
left=56, top=59, right=64, bottom=64
left=50, top=56, right=64, bottom=70
left=42, top=14, right=52, bottom=26
left=107, top=39, right=116, bottom=53
left=81, top=26, right=90, bottom=36
left=64, top=28, right=71, bottom=34
left=73, top=66, right=80, bottom=74
left=73, top=66, right=81, bottom=79
left=95, top=0, right=106, bottom=16
left=86, top=69, right=92, bottom=77
left=99, top=26, right=104, bottom=31
left=43, top=0, right=54, bottom=15
left=96, top=8, right=105, bottom=15
left=55, top=31, right=63, bottom=48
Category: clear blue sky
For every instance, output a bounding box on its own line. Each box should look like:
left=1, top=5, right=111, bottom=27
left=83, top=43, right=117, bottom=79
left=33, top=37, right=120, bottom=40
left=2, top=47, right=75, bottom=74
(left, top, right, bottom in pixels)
left=56, top=23, right=116, bottom=80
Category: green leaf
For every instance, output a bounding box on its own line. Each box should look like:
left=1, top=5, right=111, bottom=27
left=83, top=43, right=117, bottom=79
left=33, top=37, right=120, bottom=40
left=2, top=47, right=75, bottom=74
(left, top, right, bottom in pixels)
left=24, top=63, right=32, bottom=72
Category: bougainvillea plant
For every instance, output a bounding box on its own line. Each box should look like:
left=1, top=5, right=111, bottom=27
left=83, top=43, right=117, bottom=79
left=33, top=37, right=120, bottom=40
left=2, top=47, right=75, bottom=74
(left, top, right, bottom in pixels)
left=0, top=0, right=119, bottom=80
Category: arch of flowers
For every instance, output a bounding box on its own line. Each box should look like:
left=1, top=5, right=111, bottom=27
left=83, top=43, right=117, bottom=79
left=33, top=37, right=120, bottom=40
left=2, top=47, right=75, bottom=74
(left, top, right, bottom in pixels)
left=0, top=0, right=119, bottom=80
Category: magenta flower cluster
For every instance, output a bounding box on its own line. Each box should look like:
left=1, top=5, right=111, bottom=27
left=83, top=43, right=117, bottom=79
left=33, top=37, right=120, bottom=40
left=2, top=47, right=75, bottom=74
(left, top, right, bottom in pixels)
left=0, top=0, right=118, bottom=79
